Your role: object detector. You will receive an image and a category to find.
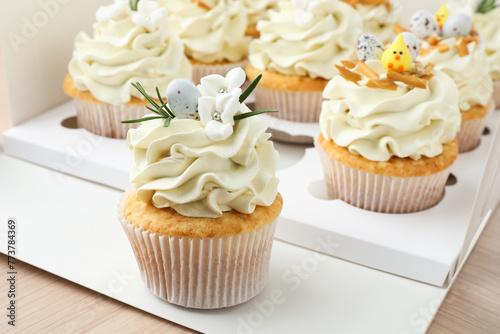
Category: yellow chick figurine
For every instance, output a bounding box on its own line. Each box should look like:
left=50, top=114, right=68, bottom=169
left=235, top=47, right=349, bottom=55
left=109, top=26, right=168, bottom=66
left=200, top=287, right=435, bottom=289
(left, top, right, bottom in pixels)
left=434, top=4, right=450, bottom=28
left=381, top=34, right=413, bottom=72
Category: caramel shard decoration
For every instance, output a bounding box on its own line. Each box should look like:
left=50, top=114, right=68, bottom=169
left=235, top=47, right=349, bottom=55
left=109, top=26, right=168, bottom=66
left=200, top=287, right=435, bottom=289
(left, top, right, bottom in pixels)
left=419, top=43, right=451, bottom=56
left=335, top=64, right=363, bottom=85
left=191, top=0, right=212, bottom=10
left=456, top=36, right=478, bottom=57
left=341, top=60, right=358, bottom=70
left=423, top=63, right=435, bottom=75
left=341, top=0, right=391, bottom=10
left=428, top=34, right=442, bottom=46
left=358, top=61, right=379, bottom=79
left=387, top=71, right=433, bottom=89
left=366, top=79, right=399, bottom=91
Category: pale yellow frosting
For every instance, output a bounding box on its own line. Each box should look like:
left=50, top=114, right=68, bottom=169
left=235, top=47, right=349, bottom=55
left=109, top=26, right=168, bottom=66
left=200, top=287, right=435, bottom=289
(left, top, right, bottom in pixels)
left=162, top=0, right=251, bottom=63
left=473, top=7, right=500, bottom=81
left=249, top=0, right=363, bottom=79
left=419, top=37, right=493, bottom=110
left=127, top=104, right=280, bottom=218
left=320, top=60, right=461, bottom=161
left=69, top=5, right=191, bottom=105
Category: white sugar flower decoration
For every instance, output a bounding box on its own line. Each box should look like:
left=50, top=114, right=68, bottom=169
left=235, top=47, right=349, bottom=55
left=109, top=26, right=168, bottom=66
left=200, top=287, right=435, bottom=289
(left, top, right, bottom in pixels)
left=96, top=0, right=129, bottom=22
left=132, top=0, right=167, bottom=32
left=199, top=89, right=242, bottom=141
left=199, top=67, right=246, bottom=97
left=292, top=0, right=326, bottom=27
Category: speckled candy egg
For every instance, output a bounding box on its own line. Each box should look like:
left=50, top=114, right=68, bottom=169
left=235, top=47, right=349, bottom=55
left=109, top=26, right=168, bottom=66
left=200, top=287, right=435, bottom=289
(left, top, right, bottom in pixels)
left=409, top=10, right=440, bottom=40
left=166, top=79, right=202, bottom=120
left=442, top=14, right=472, bottom=38
left=395, top=32, right=420, bottom=62
left=357, top=34, right=384, bottom=61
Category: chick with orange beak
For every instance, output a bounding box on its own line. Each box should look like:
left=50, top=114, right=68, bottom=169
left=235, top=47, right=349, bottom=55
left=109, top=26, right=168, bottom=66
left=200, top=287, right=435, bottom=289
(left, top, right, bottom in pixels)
left=381, top=34, right=413, bottom=72
left=434, top=4, right=450, bottom=29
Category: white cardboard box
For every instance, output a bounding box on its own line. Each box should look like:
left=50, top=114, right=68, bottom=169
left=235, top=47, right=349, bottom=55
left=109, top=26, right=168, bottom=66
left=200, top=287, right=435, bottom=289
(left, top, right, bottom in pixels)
left=1, top=0, right=500, bottom=290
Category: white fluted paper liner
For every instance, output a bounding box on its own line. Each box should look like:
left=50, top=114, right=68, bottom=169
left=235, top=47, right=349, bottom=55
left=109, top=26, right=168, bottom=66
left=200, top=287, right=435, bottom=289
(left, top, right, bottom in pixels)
left=117, top=191, right=278, bottom=309
left=315, top=140, right=451, bottom=213
left=191, top=59, right=249, bottom=85
left=493, top=81, right=500, bottom=109
left=74, top=99, right=148, bottom=139
left=253, top=86, right=324, bottom=123
left=457, top=117, right=489, bottom=153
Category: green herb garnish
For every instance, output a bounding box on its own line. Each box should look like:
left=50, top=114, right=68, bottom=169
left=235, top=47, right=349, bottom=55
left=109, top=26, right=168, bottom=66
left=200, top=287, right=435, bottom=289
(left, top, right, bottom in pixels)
left=477, top=0, right=499, bottom=13
left=122, top=74, right=278, bottom=127
left=130, top=0, right=140, bottom=11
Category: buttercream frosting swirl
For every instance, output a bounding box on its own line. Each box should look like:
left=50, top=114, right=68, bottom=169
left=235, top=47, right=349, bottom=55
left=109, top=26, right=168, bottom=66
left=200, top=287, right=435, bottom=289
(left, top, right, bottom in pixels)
left=419, top=37, right=493, bottom=110
left=473, top=7, right=500, bottom=81
left=69, top=2, right=192, bottom=105
left=162, top=0, right=251, bottom=63
left=243, top=0, right=278, bottom=26
left=350, top=0, right=401, bottom=43
left=320, top=60, right=461, bottom=161
left=127, top=89, right=279, bottom=218
left=249, top=0, right=363, bottom=79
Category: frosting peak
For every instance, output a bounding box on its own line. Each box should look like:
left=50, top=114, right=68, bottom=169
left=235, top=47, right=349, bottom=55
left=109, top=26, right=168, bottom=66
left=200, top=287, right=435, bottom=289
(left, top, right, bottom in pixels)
left=320, top=60, right=461, bottom=161
left=249, top=0, right=363, bottom=79
left=69, top=2, right=192, bottom=105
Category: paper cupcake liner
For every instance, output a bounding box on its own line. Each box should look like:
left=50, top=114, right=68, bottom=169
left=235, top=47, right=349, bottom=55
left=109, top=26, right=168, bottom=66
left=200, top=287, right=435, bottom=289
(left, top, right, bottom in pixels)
left=191, top=59, right=249, bottom=85
left=253, top=87, right=324, bottom=123
left=457, top=116, right=489, bottom=153
left=74, top=99, right=148, bottom=139
left=315, top=140, right=451, bottom=213
left=117, top=191, right=278, bottom=309
left=493, top=81, right=500, bottom=109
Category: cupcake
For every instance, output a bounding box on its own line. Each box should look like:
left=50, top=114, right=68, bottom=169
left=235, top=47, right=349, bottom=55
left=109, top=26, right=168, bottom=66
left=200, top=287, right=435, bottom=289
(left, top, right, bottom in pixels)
left=162, top=0, right=251, bottom=84
left=247, top=0, right=363, bottom=124
left=341, top=0, right=402, bottom=43
left=471, top=2, right=500, bottom=107
left=242, top=0, right=279, bottom=38
left=64, top=0, right=192, bottom=139
left=408, top=6, right=493, bottom=152
left=317, top=34, right=461, bottom=213
left=118, top=68, right=283, bottom=308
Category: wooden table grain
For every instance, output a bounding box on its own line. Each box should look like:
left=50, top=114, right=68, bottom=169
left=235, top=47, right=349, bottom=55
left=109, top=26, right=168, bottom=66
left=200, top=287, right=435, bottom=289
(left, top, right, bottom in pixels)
left=1, top=44, right=500, bottom=334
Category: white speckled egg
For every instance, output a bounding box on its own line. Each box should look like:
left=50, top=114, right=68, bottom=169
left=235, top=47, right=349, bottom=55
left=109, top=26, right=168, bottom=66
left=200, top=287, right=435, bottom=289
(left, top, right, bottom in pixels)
left=394, top=32, right=420, bottom=62
left=442, top=14, right=472, bottom=38
left=409, top=10, right=440, bottom=40
left=357, top=34, right=385, bottom=61
left=166, top=79, right=202, bottom=120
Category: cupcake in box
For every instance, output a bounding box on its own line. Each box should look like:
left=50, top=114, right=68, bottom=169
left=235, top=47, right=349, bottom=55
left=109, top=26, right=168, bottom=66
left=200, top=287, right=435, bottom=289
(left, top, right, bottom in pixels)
left=243, top=0, right=279, bottom=38
left=64, top=0, right=192, bottom=139
left=161, top=0, right=251, bottom=84
left=317, top=33, right=461, bottom=213
left=406, top=5, right=493, bottom=152
left=247, top=0, right=363, bottom=125
left=470, top=0, right=500, bottom=107
left=340, top=0, right=402, bottom=43
left=118, top=68, right=282, bottom=308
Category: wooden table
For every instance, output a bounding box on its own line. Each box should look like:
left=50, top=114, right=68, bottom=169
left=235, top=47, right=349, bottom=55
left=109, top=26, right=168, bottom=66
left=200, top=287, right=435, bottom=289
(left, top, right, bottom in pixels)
left=1, top=46, right=499, bottom=334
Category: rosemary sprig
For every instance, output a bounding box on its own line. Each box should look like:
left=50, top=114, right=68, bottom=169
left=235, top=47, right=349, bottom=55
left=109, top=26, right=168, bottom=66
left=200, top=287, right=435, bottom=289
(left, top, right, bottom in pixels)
left=122, top=74, right=278, bottom=127
left=234, top=109, right=278, bottom=120
left=130, top=0, right=140, bottom=11
left=477, top=0, right=499, bottom=13
left=240, top=74, right=261, bottom=103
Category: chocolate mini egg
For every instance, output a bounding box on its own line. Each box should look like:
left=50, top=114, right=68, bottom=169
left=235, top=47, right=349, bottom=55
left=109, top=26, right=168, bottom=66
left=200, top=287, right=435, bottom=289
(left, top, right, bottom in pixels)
left=356, top=33, right=384, bottom=61
left=409, top=10, right=440, bottom=40
left=396, top=32, right=420, bottom=62
left=442, top=13, right=472, bottom=38
left=166, top=79, right=202, bottom=120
